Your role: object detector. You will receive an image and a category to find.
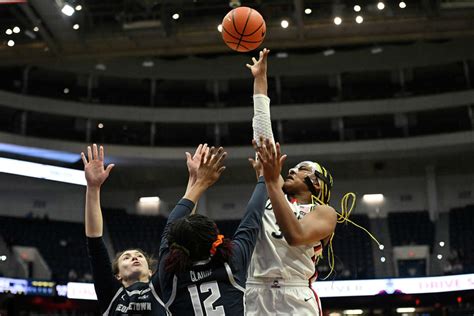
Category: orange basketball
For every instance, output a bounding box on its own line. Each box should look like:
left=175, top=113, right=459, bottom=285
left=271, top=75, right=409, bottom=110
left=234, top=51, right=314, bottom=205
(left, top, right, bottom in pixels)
left=221, top=7, right=266, bottom=52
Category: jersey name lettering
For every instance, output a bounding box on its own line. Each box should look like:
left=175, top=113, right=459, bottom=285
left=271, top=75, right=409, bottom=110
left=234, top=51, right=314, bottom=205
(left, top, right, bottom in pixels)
left=115, top=302, right=152, bottom=312
left=190, top=269, right=212, bottom=282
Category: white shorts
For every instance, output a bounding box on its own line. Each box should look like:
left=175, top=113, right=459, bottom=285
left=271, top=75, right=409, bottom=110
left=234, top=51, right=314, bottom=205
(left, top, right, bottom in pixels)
left=245, top=278, right=322, bottom=316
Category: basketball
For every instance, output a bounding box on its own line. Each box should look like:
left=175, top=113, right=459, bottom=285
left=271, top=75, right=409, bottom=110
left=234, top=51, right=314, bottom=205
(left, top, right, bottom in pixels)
left=221, top=7, right=266, bottom=52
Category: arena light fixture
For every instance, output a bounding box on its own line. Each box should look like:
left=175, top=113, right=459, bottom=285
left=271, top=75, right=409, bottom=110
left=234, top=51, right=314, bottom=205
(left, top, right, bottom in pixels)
left=362, top=193, right=384, bottom=204
left=380, top=256, right=386, bottom=262
left=439, top=241, right=445, bottom=247
left=396, top=307, right=416, bottom=313
left=7, top=40, right=15, bottom=47
left=334, top=17, right=342, bottom=25
left=73, top=24, right=79, bottom=30
left=172, top=13, right=180, bottom=20
left=437, top=254, right=443, bottom=260
left=98, top=123, right=104, bottom=129
left=75, top=4, right=82, bottom=11
left=139, top=196, right=160, bottom=203
left=33, top=26, right=39, bottom=32
left=371, top=46, right=383, bottom=54
left=379, top=244, right=385, bottom=250
left=354, top=5, right=361, bottom=12
left=355, top=15, right=363, bottom=23
left=323, top=48, right=335, bottom=56
left=0, top=157, right=86, bottom=186
left=217, top=24, right=223, bottom=32
left=304, top=8, right=312, bottom=14
left=61, top=3, right=75, bottom=16
left=13, top=26, right=20, bottom=33
left=377, top=2, right=385, bottom=10
left=281, top=19, right=289, bottom=28
left=5, top=28, right=12, bottom=35
left=399, top=1, right=407, bottom=8
left=343, top=310, right=363, bottom=315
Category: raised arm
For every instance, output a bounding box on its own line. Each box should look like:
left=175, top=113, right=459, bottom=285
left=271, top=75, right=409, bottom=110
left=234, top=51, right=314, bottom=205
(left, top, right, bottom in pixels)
left=159, top=147, right=227, bottom=258
left=246, top=48, right=275, bottom=146
left=81, top=144, right=114, bottom=237
left=257, top=139, right=337, bottom=246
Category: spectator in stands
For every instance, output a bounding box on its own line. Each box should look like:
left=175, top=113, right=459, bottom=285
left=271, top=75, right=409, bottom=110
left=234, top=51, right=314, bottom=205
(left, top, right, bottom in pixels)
left=82, top=143, right=179, bottom=315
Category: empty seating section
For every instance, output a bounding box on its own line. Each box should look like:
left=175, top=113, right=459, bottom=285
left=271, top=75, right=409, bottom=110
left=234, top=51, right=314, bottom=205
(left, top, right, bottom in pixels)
left=0, top=216, right=89, bottom=281
left=449, top=204, right=474, bottom=273
left=318, top=214, right=375, bottom=280
left=388, top=211, right=434, bottom=247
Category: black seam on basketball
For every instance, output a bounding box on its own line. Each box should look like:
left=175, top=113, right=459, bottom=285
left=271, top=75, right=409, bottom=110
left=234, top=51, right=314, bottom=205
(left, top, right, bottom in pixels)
left=231, top=10, right=244, bottom=37
left=225, top=41, right=250, bottom=50
left=236, top=8, right=252, bottom=50
left=222, top=26, right=242, bottom=41
left=243, top=21, right=264, bottom=37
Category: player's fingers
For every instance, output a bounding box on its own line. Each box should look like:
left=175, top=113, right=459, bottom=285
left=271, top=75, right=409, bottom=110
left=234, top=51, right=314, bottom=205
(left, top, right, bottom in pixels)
left=105, top=164, right=115, bottom=175
left=185, top=152, right=192, bottom=162
left=81, top=152, right=88, bottom=166
left=252, top=57, right=258, bottom=64
left=280, top=154, right=288, bottom=166
left=93, top=144, right=99, bottom=160
left=87, top=146, right=92, bottom=162
left=218, top=166, right=226, bottom=174
left=246, top=64, right=252, bottom=69
left=194, top=144, right=203, bottom=159
left=99, top=145, right=104, bottom=161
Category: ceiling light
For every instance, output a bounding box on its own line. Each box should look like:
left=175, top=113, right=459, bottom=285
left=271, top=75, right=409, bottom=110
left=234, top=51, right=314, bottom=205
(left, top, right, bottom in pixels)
left=276, top=52, right=288, bottom=58
left=437, top=254, right=443, bottom=260
left=75, top=5, right=82, bottom=11
left=377, top=2, right=385, bottom=10
left=304, top=8, right=312, bottom=14
left=323, top=49, right=335, bottom=56
left=371, top=46, right=383, bottom=54
left=33, top=26, right=39, bottom=32
left=73, top=24, right=80, bottom=30
left=63, top=88, right=69, bottom=94
left=281, top=20, right=289, bottom=28
left=363, top=194, right=384, bottom=203
left=61, top=4, right=75, bottom=16
left=142, top=60, right=154, bottom=67
left=439, top=241, right=445, bottom=247
left=172, top=13, right=180, bottom=20
left=379, top=244, right=385, bottom=250
left=355, top=15, right=363, bottom=23
left=217, top=24, right=223, bottom=32
left=13, top=26, right=20, bottom=33
left=5, top=29, right=12, bottom=35
left=380, top=256, right=386, bottom=262
left=399, top=1, right=407, bottom=8
left=354, top=5, right=361, bottom=12
left=95, top=63, right=106, bottom=71
left=343, top=310, right=364, bottom=315
left=334, top=17, right=342, bottom=25
left=7, top=40, right=15, bottom=47
left=98, top=123, right=104, bottom=129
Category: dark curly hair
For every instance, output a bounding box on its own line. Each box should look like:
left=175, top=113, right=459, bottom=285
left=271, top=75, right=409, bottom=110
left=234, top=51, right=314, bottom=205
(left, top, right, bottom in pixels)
left=165, top=214, right=233, bottom=274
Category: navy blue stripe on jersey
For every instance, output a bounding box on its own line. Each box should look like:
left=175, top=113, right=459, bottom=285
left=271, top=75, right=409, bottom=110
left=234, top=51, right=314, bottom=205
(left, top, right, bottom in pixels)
left=159, top=177, right=267, bottom=315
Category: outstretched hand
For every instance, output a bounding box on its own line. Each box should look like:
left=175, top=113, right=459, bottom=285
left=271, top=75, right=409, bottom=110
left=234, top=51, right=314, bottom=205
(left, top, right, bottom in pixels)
left=246, top=48, right=270, bottom=78
left=81, top=144, right=115, bottom=188
left=255, top=138, right=287, bottom=184
left=185, top=143, right=209, bottom=179
left=195, top=146, right=227, bottom=188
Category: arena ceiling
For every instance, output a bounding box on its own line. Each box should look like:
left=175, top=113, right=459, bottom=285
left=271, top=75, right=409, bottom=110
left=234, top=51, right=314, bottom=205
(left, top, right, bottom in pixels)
left=0, top=0, right=474, bottom=65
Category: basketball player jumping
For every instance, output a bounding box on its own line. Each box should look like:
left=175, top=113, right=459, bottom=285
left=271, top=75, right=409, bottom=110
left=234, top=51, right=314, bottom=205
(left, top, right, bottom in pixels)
left=244, top=49, right=339, bottom=315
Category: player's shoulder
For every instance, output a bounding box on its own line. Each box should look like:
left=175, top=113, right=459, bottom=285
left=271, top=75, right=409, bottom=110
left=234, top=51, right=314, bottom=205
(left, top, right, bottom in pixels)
left=309, top=204, right=337, bottom=221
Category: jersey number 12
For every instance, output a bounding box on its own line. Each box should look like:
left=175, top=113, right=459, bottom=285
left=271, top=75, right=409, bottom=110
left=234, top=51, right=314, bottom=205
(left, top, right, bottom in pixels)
left=188, top=281, right=225, bottom=315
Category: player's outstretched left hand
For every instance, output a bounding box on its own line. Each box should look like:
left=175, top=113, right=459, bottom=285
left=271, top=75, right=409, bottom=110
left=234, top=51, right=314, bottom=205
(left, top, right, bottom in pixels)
left=256, top=138, right=287, bottom=184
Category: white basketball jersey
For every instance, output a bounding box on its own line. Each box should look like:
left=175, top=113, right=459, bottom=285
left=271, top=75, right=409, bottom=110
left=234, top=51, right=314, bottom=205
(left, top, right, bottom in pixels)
left=248, top=197, right=323, bottom=282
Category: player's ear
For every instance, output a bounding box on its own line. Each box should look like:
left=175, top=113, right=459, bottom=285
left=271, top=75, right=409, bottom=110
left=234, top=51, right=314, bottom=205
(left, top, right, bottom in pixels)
left=115, top=274, right=122, bottom=281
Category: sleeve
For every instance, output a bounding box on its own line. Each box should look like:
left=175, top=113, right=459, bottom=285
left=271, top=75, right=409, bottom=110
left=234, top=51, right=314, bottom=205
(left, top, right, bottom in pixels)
left=87, top=237, right=121, bottom=313
left=252, top=94, right=275, bottom=146
left=158, top=198, right=195, bottom=259
left=230, top=176, right=267, bottom=275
